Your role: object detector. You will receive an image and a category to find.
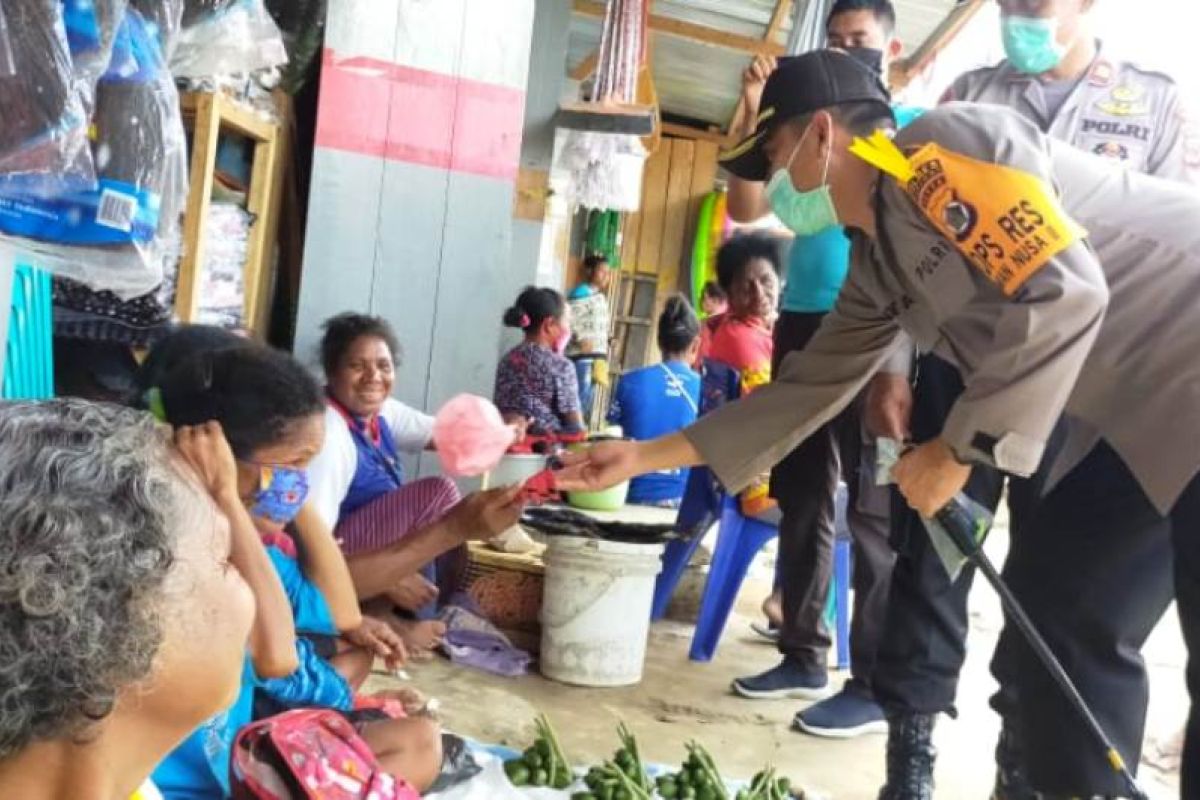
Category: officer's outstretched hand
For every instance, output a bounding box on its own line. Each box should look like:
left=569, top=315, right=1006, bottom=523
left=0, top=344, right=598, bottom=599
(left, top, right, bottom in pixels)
left=893, top=438, right=971, bottom=519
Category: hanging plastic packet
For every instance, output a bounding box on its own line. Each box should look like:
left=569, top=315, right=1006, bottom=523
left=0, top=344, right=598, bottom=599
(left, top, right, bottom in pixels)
left=433, top=394, right=516, bottom=478
left=180, top=0, right=238, bottom=27
left=62, top=0, right=133, bottom=112
left=0, top=0, right=96, bottom=184
left=0, top=3, right=188, bottom=299
left=130, top=0, right=184, bottom=59
left=875, top=437, right=994, bottom=581
left=171, top=0, right=287, bottom=80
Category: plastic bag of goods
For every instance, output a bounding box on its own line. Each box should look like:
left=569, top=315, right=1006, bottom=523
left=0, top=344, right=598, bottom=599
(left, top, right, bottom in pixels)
left=130, top=0, right=184, bottom=59
left=433, top=395, right=517, bottom=477
left=62, top=0, right=133, bottom=113
left=180, top=0, right=237, bottom=27
left=171, top=0, right=287, bottom=79
left=557, top=131, right=646, bottom=212
left=0, top=4, right=189, bottom=300
left=195, top=203, right=252, bottom=328
left=0, top=0, right=95, bottom=184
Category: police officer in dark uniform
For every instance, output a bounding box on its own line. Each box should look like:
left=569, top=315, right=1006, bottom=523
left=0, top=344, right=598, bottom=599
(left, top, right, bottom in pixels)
left=864, top=0, right=1199, bottom=797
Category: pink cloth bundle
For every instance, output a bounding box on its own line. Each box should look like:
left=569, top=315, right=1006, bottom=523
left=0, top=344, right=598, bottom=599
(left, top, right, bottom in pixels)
left=433, top=394, right=516, bottom=477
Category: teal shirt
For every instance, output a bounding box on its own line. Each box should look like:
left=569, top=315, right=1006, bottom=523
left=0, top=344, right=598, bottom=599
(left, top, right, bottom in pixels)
left=780, top=104, right=923, bottom=314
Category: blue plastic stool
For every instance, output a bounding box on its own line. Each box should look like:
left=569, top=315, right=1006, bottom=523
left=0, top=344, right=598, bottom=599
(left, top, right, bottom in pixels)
left=653, top=490, right=853, bottom=667
left=3, top=263, right=54, bottom=400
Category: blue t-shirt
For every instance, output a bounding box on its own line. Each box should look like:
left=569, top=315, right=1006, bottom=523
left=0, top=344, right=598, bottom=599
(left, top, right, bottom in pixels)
left=780, top=104, right=924, bottom=314
left=608, top=361, right=701, bottom=504
left=153, top=547, right=340, bottom=799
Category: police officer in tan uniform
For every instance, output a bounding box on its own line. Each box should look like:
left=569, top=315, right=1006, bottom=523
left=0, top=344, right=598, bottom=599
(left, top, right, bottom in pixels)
left=860, top=1, right=1200, bottom=797
left=557, top=49, right=1200, bottom=800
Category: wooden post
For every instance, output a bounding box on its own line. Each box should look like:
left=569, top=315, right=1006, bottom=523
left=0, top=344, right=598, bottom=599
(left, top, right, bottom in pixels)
left=175, top=93, right=221, bottom=324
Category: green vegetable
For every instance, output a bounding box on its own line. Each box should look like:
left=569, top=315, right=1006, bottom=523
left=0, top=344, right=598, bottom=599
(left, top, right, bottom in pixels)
left=504, top=760, right=530, bottom=786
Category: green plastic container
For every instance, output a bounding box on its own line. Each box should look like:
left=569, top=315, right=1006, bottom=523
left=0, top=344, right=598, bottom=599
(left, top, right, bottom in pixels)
left=567, top=480, right=631, bottom=512
left=565, top=435, right=631, bottom=510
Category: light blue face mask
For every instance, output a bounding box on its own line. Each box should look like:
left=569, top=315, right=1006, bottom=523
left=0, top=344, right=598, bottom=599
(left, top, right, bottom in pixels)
left=1002, top=14, right=1067, bottom=74
left=765, top=120, right=840, bottom=238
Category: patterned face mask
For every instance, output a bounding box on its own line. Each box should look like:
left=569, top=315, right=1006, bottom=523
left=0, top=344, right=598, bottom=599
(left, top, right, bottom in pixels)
left=246, top=464, right=310, bottom=525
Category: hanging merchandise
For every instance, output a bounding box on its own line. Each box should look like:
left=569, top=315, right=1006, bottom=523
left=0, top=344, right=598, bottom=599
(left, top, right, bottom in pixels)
left=0, top=3, right=188, bottom=300
left=585, top=209, right=621, bottom=268
left=170, top=0, right=288, bottom=81
left=689, top=190, right=728, bottom=310
left=195, top=203, right=252, bottom=328
left=0, top=0, right=95, bottom=185
left=130, top=0, right=184, bottom=59
left=62, top=0, right=132, bottom=113
left=180, top=0, right=237, bottom=27
left=559, top=0, right=656, bottom=212
left=557, top=132, right=646, bottom=212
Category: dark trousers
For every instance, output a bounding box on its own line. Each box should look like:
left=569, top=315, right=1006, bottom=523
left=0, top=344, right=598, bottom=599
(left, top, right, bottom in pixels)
left=874, top=355, right=1179, bottom=795
left=873, top=356, right=1004, bottom=714
left=768, top=311, right=895, bottom=684
left=996, top=442, right=1175, bottom=795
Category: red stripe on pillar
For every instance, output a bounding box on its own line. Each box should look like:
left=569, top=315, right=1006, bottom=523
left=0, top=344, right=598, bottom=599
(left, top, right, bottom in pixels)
left=315, top=50, right=525, bottom=181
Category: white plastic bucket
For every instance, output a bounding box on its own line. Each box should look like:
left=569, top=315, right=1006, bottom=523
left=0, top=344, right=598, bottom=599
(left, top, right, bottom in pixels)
left=540, top=536, right=664, bottom=687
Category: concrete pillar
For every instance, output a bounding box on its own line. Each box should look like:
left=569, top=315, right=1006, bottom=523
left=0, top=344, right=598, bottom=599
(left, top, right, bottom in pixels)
left=295, top=0, right=536, bottom=472
left=508, top=0, right=571, bottom=309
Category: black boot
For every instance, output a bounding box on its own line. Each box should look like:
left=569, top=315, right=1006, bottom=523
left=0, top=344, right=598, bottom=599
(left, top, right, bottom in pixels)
left=877, top=713, right=937, bottom=800
left=991, top=720, right=1037, bottom=800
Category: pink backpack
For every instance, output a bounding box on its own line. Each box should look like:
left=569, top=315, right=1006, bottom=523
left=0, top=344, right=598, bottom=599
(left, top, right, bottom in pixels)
left=230, top=709, right=420, bottom=800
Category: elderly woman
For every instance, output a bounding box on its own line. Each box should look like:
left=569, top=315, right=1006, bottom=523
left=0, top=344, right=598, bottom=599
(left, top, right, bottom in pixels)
left=307, top=313, right=519, bottom=641
left=0, top=400, right=256, bottom=800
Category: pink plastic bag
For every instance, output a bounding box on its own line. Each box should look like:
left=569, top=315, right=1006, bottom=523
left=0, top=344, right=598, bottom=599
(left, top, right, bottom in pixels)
left=433, top=394, right=515, bottom=477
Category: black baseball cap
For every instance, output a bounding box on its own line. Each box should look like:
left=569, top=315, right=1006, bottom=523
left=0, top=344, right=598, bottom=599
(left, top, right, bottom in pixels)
left=721, top=49, right=892, bottom=181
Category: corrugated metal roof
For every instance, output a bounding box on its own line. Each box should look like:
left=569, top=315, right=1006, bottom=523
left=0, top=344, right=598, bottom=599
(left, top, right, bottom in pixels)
left=567, top=0, right=960, bottom=128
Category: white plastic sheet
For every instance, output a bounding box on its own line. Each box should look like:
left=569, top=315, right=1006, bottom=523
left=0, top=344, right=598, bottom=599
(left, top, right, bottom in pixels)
left=170, top=0, right=287, bottom=79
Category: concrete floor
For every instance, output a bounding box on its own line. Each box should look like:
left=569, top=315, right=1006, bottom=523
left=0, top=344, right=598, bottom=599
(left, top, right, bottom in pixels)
left=372, top=520, right=1187, bottom=798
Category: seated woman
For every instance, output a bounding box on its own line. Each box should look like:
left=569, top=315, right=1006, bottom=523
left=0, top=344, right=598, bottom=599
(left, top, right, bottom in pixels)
left=142, top=339, right=522, bottom=797
left=494, top=286, right=584, bottom=434
left=0, top=400, right=255, bottom=800
left=308, top=313, right=519, bottom=642
left=698, top=232, right=782, bottom=388
left=607, top=295, right=702, bottom=508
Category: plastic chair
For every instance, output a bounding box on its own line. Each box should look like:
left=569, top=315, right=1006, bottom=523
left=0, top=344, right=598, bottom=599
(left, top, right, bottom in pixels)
left=653, top=491, right=853, bottom=665
left=3, top=263, right=54, bottom=401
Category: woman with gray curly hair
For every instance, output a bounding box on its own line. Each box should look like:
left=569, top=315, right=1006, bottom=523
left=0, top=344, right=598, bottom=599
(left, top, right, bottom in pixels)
left=0, top=399, right=258, bottom=800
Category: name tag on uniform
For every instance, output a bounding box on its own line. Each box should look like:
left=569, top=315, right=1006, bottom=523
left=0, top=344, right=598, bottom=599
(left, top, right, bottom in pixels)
left=852, top=132, right=1087, bottom=296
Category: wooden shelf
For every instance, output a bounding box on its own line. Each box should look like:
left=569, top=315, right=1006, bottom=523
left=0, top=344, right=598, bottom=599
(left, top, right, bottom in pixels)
left=176, top=91, right=285, bottom=336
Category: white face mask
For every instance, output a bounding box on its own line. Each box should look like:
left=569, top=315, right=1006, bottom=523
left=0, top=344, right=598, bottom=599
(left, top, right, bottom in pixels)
left=765, top=118, right=840, bottom=237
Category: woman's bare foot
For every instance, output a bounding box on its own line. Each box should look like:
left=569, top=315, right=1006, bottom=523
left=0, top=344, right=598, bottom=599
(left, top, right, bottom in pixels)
left=376, top=611, right=447, bottom=655
left=387, top=573, right=439, bottom=612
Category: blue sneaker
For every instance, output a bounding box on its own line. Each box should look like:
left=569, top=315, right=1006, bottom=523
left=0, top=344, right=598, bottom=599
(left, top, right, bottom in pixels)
left=732, top=659, right=831, bottom=700
left=793, top=683, right=887, bottom=738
